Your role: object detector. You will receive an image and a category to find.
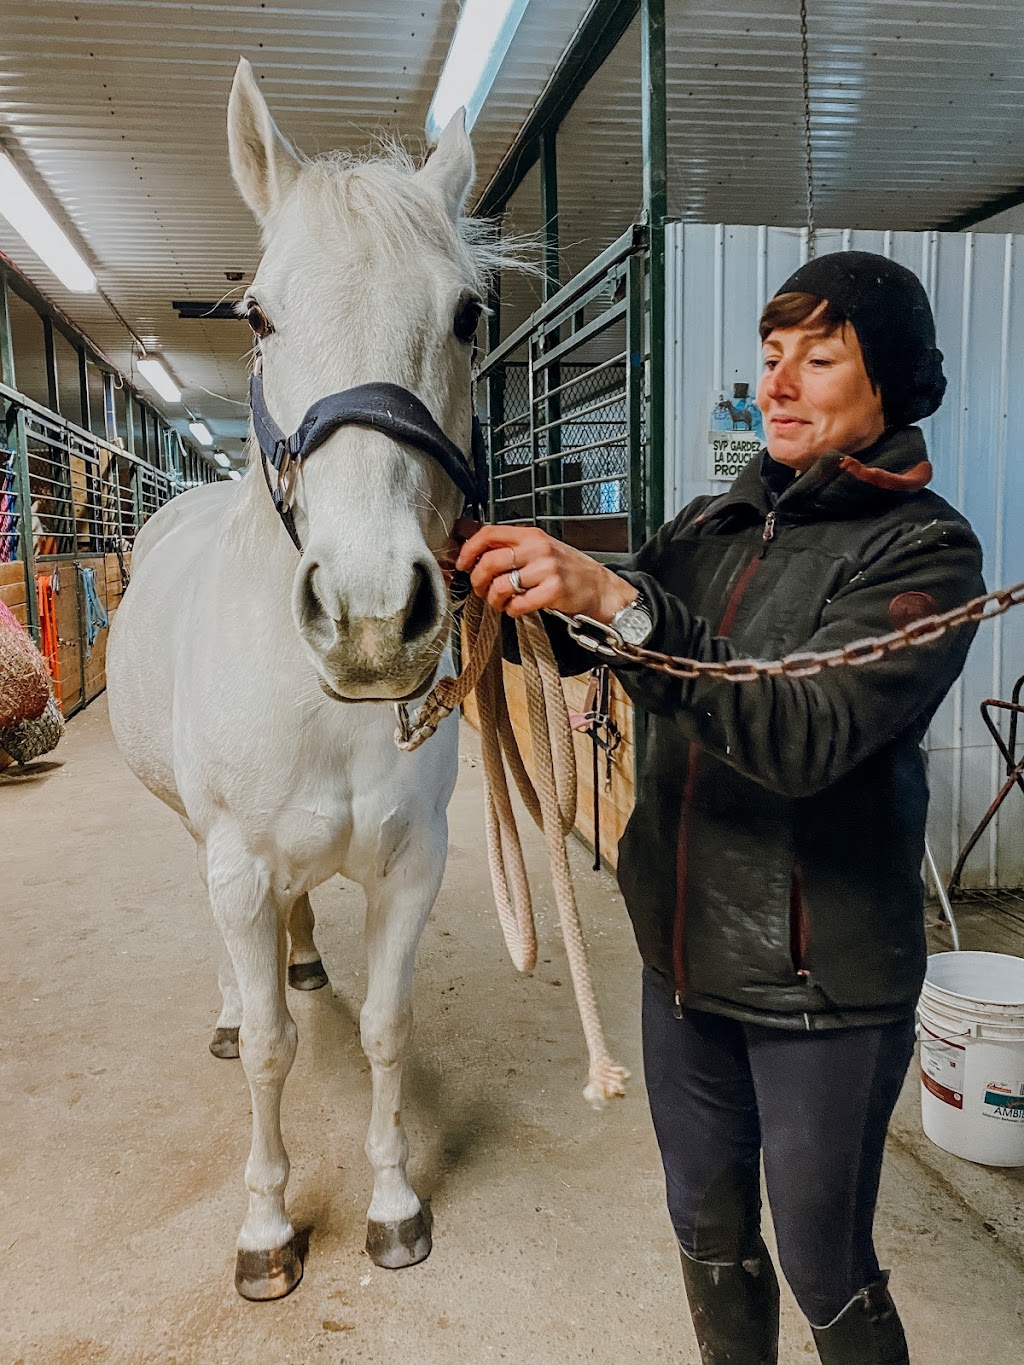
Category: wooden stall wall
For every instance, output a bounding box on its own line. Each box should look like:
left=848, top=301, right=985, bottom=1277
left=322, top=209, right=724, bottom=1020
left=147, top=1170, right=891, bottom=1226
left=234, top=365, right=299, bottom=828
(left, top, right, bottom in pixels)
left=0, top=560, right=30, bottom=627
left=0, top=551, right=129, bottom=719
left=462, top=646, right=636, bottom=871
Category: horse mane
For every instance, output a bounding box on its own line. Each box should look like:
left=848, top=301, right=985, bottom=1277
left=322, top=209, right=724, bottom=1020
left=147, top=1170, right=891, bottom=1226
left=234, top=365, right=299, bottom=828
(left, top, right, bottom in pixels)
left=296, top=141, right=534, bottom=289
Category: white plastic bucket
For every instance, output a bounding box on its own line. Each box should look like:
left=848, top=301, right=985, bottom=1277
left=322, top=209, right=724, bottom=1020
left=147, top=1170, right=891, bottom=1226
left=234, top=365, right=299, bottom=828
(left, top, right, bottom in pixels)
left=918, top=951, right=1024, bottom=1167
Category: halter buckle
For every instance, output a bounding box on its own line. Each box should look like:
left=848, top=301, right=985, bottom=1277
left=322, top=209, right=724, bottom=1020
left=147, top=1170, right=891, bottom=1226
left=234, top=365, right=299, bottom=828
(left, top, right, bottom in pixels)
left=394, top=702, right=413, bottom=745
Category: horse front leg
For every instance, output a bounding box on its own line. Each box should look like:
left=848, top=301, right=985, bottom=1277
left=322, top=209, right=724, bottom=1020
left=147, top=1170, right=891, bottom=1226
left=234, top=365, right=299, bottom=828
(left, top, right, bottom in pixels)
left=207, top=839, right=301, bottom=1300
left=287, top=891, right=330, bottom=992
left=360, top=821, right=447, bottom=1269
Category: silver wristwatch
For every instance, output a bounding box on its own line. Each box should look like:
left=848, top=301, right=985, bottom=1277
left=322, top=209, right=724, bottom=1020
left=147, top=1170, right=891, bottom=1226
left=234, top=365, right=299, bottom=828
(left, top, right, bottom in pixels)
left=609, top=590, right=653, bottom=646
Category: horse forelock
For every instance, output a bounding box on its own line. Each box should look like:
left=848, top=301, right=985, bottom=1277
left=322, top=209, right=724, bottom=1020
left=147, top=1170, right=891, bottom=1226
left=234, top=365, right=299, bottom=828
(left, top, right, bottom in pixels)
left=264, top=144, right=529, bottom=290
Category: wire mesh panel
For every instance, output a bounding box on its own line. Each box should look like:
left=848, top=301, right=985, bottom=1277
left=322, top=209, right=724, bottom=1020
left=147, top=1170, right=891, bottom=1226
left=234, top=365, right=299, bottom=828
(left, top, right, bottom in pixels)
left=136, top=464, right=173, bottom=528
left=1, top=380, right=206, bottom=718
left=1, top=382, right=182, bottom=558
left=23, top=407, right=105, bottom=556
left=480, top=225, right=648, bottom=556
left=1, top=441, right=26, bottom=565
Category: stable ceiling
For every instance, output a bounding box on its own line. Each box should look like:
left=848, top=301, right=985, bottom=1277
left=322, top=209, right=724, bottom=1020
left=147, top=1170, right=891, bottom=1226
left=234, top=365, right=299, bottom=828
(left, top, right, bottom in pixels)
left=2, top=1, right=1023, bottom=462
left=0, top=0, right=594, bottom=460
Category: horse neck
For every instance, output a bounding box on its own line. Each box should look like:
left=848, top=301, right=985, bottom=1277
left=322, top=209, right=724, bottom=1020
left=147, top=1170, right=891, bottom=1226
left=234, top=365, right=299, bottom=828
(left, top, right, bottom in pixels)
left=222, top=452, right=300, bottom=605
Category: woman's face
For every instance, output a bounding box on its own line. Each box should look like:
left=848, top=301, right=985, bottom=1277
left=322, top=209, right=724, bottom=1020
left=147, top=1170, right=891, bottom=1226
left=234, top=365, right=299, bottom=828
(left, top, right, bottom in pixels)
left=756, top=312, right=886, bottom=471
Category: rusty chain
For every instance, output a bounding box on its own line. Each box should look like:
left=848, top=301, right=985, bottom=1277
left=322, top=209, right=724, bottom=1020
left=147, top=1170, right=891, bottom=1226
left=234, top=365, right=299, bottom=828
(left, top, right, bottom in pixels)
left=398, top=578, right=1024, bottom=754
left=553, top=580, right=1024, bottom=683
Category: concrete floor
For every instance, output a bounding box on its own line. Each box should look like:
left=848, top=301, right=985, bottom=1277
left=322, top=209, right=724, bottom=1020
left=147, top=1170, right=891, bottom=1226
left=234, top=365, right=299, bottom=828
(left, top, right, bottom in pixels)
left=3, top=699, right=1023, bottom=1365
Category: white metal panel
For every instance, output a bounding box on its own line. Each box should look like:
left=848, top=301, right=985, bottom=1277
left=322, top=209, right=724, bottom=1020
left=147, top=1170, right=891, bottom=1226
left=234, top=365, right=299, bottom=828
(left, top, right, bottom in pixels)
left=664, top=221, right=1024, bottom=888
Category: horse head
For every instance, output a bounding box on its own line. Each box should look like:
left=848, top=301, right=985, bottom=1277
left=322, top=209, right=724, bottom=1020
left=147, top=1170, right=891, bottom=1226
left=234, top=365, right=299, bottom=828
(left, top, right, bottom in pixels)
left=228, top=58, right=489, bottom=702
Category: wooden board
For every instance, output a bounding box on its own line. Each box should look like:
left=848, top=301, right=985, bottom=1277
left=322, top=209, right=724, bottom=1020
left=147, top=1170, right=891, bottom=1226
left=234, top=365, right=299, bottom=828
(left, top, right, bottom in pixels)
left=52, top=567, right=83, bottom=715
left=0, top=560, right=30, bottom=626
left=80, top=556, right=109, bottom=703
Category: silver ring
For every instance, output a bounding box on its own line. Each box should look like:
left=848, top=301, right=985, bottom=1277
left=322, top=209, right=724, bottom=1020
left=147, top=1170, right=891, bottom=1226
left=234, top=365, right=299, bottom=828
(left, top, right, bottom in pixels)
left=508, top=567, right=526, bottom=596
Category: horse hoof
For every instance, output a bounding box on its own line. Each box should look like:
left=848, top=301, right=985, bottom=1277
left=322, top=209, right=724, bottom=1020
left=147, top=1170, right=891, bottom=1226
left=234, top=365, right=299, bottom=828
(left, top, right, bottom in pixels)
left=209, top=1027, right=240, bottom=1060
left=365, top=1211, right=431, bottom=1269
left=288, top=960, right=329, bottom=991
left=235, top=1237, right=304, bottom=1301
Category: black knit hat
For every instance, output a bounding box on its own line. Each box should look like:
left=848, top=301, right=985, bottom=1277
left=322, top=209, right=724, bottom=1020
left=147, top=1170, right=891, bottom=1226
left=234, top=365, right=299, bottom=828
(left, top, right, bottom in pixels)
left=774, top=251, right=946, bottom=428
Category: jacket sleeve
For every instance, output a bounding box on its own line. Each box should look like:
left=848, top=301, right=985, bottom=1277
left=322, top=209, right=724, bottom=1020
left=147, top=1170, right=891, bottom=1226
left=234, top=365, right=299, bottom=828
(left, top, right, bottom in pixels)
left=611, top=517, right=985, bottom=798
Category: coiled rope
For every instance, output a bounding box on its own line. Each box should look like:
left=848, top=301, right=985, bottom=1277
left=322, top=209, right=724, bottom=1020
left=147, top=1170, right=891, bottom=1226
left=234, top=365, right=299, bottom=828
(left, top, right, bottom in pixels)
left=397, top=593, right=629, bottom=1107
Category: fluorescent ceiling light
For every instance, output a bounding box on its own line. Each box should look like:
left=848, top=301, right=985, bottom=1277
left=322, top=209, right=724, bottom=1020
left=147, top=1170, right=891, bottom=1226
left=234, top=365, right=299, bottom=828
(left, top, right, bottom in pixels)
left=0, top=152, right=97, bottom=293
left=188, top=420, right=214, bottom=447
left=212, top=450, right=231, bottom=469
left=426, top=0, right=531, bottom=140
left=137, top=357, right=181, bottom=404
left=227, top=470, right=242, bottom=481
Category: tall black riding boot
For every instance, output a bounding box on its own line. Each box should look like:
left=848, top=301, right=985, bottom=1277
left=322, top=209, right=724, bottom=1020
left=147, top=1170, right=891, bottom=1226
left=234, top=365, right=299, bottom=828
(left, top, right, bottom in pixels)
left=810, top=1277, right=910, bottom=1365
left=679, top=1239, right=780, bottom=1365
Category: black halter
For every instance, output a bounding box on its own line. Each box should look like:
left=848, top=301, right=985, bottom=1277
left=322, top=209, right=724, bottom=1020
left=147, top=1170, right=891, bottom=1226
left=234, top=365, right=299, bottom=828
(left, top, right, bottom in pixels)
left=249, top=369, right=487, bottom=552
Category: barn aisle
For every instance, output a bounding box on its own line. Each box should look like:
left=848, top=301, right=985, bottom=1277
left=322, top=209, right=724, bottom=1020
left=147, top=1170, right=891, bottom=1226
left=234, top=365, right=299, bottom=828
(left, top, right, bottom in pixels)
left=3, top=701, right=1022, bottom=1364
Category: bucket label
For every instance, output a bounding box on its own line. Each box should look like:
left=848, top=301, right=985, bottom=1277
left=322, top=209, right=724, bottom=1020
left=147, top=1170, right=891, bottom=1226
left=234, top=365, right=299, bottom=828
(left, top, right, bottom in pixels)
left=920, top=1022, right=964, bottom=1109
left=983, top=1083, right=1024, bottom=1122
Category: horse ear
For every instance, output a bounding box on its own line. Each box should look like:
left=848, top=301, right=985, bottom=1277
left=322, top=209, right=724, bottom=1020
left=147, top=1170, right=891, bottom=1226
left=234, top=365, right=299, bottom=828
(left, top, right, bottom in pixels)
left=228, top=58, right=302, bottom=221
left=419, top=109, right=475, bottom=221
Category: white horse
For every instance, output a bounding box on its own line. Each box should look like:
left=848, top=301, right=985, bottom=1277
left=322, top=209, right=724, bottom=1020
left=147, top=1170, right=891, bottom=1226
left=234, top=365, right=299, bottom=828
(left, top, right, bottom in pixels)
left=107, top=58, right=505, bottom=1300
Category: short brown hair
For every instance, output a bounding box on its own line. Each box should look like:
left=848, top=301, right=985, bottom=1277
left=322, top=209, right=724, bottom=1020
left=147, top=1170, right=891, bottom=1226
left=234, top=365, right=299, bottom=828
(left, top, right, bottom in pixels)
left=758, top=291, right=846, bottom=342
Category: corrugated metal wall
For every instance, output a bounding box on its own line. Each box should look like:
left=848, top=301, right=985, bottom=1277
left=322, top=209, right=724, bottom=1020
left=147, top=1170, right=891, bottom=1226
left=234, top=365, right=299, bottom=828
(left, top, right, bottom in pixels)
left=664, top=223, right=1024, bottom=889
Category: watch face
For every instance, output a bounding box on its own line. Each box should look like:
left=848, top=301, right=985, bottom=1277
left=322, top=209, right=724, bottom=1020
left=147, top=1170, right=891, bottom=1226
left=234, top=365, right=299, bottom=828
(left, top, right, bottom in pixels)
left=617, top=604, right=652, bottom=645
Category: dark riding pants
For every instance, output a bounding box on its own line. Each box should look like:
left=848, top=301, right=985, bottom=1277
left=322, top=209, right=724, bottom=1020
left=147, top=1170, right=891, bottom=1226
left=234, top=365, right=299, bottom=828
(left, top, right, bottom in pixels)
left=641, top=970, right=916, bottom=1327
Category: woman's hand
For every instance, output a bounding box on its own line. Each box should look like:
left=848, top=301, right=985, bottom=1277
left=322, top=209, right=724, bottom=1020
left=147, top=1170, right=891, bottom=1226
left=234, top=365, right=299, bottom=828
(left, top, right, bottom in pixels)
left=454, top=523, right=637, bottom=622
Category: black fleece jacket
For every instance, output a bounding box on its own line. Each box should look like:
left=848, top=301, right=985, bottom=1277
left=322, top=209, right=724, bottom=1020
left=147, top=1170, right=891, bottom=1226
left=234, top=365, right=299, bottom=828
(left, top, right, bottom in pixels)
left=536, top=428, right=985, bottom=1028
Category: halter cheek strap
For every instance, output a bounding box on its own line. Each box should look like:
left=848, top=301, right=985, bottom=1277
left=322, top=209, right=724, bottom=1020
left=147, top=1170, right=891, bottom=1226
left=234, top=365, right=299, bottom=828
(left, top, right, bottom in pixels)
left=249, top=371, right=487, bottom=553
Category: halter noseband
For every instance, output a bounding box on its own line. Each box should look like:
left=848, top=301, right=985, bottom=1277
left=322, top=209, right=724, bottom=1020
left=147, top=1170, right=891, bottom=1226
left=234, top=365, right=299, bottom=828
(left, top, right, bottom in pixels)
left=249, top=370, right=486, bottom=552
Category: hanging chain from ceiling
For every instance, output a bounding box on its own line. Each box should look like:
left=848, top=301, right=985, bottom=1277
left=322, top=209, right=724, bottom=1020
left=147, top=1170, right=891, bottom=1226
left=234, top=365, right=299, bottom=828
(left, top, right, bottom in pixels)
left=799, top=0, right=816, bottom=258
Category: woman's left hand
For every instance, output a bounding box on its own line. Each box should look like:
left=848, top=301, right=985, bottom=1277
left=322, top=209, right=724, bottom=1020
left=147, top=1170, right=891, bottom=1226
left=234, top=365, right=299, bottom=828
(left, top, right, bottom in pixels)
left=454, top=522, right=637, bottom=622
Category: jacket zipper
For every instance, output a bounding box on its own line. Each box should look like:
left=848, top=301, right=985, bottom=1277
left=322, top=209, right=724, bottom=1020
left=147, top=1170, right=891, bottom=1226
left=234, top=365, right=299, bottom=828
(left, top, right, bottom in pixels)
left=790, top=862, right=811, bottom=980
left=672, top=542, right=767, bottom=1017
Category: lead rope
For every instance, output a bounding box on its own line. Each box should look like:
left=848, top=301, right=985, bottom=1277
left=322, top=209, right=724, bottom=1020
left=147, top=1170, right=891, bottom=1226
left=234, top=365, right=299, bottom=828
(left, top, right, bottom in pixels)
left=399, top=592, right=629, bottom=1107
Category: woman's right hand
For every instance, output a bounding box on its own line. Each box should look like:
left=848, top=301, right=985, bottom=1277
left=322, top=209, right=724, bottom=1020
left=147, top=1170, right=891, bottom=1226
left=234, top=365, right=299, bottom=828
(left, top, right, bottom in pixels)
left=455, top=523, right=637, bottom=623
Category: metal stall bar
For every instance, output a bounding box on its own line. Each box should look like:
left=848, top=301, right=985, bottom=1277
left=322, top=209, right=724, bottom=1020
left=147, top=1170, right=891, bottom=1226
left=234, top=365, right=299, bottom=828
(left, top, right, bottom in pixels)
left=479, top=224, right=648, bottom=560
left=641, top=0, right=667, bottom=536
left=0, top=378, right=182, bottom=715
left=0, top=273, right=39, bottom=638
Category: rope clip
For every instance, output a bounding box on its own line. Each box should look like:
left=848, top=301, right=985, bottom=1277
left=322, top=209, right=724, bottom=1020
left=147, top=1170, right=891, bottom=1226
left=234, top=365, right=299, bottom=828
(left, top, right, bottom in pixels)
left=555, top=611, right=623, bottom=658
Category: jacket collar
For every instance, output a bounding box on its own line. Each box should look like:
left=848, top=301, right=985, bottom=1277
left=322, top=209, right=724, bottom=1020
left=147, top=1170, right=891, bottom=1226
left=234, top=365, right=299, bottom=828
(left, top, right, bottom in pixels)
left=696, top=427, right=933, bottom=529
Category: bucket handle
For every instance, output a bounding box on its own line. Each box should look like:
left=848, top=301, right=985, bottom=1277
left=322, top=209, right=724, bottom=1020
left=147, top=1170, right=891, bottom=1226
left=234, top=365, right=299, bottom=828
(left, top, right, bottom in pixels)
left=916, top=1014, right=975, bottom=1045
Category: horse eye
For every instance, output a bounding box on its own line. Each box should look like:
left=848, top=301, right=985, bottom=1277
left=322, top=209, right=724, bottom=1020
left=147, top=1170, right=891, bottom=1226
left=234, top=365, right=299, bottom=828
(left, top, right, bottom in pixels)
left=453, top=299, right=482, bottom=344
left=245, top=302, right=273, bottom=339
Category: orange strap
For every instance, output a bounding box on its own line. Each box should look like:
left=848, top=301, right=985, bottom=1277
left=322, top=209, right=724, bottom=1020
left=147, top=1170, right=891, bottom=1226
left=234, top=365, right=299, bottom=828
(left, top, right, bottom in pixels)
left=35, top=574, right=62, bottom=709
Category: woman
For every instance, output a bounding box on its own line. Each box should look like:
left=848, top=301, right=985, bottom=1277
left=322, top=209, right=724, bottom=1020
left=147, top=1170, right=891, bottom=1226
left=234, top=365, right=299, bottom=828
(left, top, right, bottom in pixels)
left=457, top=252, right=984, bottom=1364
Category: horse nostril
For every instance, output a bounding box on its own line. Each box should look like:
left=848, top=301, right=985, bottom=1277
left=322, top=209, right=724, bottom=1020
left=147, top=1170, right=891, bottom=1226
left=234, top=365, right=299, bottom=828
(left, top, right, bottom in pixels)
left=402, top=560, right=437, bottom=644
left=299, top=561, right=324, bottom=626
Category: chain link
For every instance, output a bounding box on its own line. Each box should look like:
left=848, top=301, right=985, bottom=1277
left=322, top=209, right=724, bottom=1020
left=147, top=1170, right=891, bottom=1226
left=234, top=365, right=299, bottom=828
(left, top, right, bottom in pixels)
left=561, top=581, right=1024, bottom=683
left=799, top=0, right=816, bottom=260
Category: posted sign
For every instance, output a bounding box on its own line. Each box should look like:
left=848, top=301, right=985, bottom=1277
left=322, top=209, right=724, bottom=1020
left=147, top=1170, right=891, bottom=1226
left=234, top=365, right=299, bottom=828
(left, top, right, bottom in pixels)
left=707, top=387, right=765, bottom=482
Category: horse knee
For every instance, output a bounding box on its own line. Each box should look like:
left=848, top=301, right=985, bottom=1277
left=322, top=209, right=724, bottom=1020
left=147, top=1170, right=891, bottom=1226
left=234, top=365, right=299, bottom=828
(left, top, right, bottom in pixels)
left=240, top=1017, right=298, bottom=1082
left=360, top=1001, right=412, bottom=1067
